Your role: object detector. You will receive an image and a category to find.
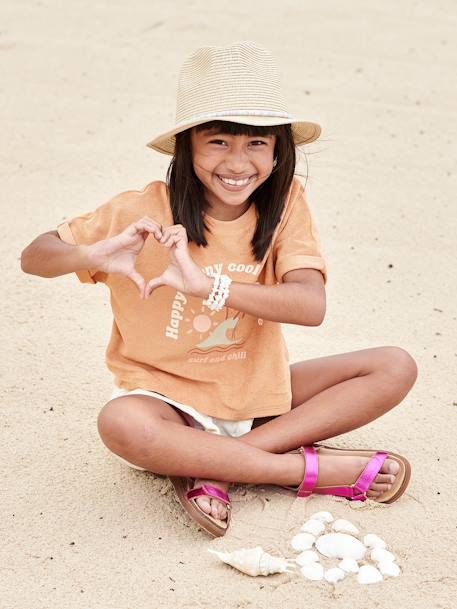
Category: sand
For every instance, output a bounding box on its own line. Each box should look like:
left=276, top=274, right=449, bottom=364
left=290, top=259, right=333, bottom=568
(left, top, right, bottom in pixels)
left=2, top=0, right=457, bottom=607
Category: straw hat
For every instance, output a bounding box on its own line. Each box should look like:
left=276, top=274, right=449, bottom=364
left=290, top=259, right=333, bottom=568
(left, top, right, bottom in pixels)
left=146, top=41, right=321, bottom=155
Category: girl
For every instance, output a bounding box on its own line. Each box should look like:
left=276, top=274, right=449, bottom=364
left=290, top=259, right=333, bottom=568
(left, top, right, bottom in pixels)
left=21, top=41, right=417, bottom=538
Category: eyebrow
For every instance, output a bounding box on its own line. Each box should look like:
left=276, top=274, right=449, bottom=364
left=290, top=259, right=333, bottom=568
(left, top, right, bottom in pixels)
left=201, top=128, right=274, bottom=139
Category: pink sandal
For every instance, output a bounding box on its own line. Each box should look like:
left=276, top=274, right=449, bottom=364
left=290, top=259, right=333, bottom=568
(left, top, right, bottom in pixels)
left=286, top=445, right=411, bottom=503
left=169, top=476, right=231, bottom=537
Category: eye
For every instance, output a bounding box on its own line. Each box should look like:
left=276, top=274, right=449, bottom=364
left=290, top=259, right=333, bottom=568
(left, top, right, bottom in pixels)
left=249, top=140, right=268, bottom=146
left=208, top=139, right=227, bottom=146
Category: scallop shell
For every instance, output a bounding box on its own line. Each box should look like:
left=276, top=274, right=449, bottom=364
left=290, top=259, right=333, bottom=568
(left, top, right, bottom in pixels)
left=310, top=511, right=334, bottom=523
left=291, top=532, right=315, bottom=551
left=295, top=550, right=320, bottom=566
left=208, top=547, right=294, bottom=577
left=378, top=561, right=401, bottom=577
left=338, top=558, right=360, bottom=573
left=363, top=534, right=387, bottom=549
left=315, top=533, right=366, bottom=560
left=357, top=564, right=383, bottom=584
left=300, top=562, right=324, bottom=581
left=371, top=548, right=395, bottom=563
left=332, top=519, right=359, bottom=535
left=300, top=519, right=326, bottom=536
left=324, top=567, right=346, bottom=583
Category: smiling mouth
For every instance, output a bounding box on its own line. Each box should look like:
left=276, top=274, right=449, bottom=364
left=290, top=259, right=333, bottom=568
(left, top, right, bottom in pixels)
left=216, top=174, right=257, bottom=188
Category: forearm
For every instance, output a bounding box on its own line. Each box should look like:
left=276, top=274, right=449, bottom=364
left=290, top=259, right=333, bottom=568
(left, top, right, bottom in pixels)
left=224, top=280, right=326, bottom=326
left=21, top=232, right=92, bottom=278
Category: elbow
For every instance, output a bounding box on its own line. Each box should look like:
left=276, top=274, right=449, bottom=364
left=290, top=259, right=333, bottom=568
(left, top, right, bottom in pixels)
left=20, top=246, right=33, bottom=274
left=303, top=295, right=326, bottom=327
left=308, top=305, right=326, bottom=326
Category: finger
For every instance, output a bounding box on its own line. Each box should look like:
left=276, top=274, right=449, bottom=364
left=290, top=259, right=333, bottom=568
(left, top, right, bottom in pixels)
left=142, top=218, right=163, bottom=235
left=140, top=223, right=163, bottom=240
left=132, top=219, right=162, bottom=240
left=163, top=234, right=183, bottom=249
left=159, top=229, right=182, bottom=246
left=160, top=233, right=179, bottom=247
left=160, top=225, right=186, bottom=243
left=138, top=216, right=163, bottom=233
left=144, top=276, right=165, bottom=299
left=127, top=270, right=146, bottom=299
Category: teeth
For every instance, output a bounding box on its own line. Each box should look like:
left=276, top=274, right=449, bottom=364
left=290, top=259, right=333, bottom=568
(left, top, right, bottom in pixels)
left=219, top=176, right=252, bottom=186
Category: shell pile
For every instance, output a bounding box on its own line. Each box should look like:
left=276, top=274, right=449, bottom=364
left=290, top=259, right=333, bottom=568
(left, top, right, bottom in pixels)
left=208, top=511, right=401, bottom=585
left=209, top=512, right=401, bottom=584
left=291, top=511, right=402, bottom=584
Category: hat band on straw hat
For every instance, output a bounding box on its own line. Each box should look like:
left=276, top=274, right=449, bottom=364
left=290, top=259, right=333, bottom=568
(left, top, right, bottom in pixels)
left=175, top=109, right=294, bottom=128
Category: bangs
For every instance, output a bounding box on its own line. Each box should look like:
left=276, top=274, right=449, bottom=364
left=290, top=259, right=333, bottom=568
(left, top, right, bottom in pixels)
left=194, top=120, right=287, bottom=138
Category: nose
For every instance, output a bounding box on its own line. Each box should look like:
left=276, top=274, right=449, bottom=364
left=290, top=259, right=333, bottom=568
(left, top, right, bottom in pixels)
left=225, top=145, right=250, bottom=174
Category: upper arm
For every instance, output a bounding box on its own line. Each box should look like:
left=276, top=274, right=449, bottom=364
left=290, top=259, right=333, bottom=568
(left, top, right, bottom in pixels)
left=283, top=267, right=325, bottom=287
left=283, top=268, right=326, bottom=325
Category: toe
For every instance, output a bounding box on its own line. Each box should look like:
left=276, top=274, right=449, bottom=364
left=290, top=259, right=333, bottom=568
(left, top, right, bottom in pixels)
left=196, top=496, right=212, bottom=515
left=382, top=459, right=400, bottom=475
left=374, top=473, right=396, bottom=484
left=369, top=482, right=393, bottom=494
left=211, top=500, right=227, bottom=521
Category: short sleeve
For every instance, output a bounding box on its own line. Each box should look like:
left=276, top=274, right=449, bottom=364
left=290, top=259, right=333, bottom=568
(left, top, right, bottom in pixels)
left=57, top=183, right=160, bottom=284
left=273, top=182, right=327, bottom=283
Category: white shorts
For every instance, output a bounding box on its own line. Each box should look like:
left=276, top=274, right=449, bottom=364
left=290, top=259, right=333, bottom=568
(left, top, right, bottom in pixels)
left=107, top=386, right=254, bottom=471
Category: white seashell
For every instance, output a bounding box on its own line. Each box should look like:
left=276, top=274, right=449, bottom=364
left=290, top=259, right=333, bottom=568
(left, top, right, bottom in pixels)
left=300, top=519, right=326, bottom=536
left=310, top=511, right=334, bottom=523
left=316, top=533, right=366, bottom=560
left=300, top=562, right=324, bottom=581
left=295, top=550, right=320, bottom=566
left=332, top=519, right=359, bottom=535
left=371, top=548, right=396, bottom=563
left=338, top=558, right=360, bottom=573
left=208, top=547, right=294, bottom=577
left=378, top=561, right=401, bottom=577
left=291, top=532, right=315, bottom=551
left=357, top=565, right=383, bottom=584
left=363, top=534, right=387, bottom=549
left=324, top=567, right=346, bottom=583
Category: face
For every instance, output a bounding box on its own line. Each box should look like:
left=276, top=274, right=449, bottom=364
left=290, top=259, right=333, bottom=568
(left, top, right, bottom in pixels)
left=190, top=127, right=276, bottom=220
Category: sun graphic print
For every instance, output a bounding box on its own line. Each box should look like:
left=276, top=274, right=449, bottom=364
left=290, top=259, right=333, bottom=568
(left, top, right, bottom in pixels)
left=185, top=305, right=219, bottom=340
left=185, top=308, right=247, bottom=354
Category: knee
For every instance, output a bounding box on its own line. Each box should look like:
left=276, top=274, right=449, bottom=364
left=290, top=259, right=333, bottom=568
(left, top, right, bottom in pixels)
left=377, top=346, right=418, bottom=392
left=97, top=400, right=157, bottom=452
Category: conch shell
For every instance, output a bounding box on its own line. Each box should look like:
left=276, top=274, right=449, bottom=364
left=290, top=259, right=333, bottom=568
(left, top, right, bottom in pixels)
left=208, top=546, right=294, bottom=577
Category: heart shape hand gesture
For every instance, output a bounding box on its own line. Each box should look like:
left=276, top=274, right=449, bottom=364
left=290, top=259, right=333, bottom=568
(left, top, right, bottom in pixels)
left=87, top=216, right=212, bottom=299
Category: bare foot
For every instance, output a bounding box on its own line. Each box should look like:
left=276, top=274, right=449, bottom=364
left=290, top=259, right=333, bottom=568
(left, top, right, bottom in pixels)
left=193, top=479, right=230, bottom=522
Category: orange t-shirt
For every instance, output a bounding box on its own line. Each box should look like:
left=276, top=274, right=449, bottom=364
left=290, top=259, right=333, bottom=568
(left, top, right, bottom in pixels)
left=57, top=178, right=327, bottom=420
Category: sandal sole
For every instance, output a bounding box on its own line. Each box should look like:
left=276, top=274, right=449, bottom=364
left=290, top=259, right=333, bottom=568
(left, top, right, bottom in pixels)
left=169, top=476, right=230, bottom=537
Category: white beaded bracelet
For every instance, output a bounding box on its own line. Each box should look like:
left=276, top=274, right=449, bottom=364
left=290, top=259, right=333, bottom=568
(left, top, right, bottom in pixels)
left=203, top=272, right=232, bottom=311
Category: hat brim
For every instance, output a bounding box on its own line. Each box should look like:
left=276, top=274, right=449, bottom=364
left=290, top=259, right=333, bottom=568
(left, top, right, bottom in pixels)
left=146, top=116, right=321, bottom=155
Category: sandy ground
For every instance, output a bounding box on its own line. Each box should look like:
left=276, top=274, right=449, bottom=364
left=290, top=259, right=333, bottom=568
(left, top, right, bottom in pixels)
left=2, top=0, right=457, bottom=607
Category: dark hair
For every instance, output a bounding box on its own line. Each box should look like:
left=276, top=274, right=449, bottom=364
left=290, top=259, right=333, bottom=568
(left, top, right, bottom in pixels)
left=166, top=120, right=296, bottom=261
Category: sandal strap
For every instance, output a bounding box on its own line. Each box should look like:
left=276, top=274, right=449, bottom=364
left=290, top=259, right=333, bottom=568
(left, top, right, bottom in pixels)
left=352, top=451, right=388, bottom=497
left=310, top=451, right=389, bottom=501
left=185, top=484, right=231, bottom=506
left=297, top=446, right=319, bottom=497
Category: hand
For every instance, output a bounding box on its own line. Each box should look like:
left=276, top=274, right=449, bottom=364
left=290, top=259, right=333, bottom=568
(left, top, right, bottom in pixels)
left=144, top=224, right=212, bottom=299
left=87, top=216, right=162, bottom=297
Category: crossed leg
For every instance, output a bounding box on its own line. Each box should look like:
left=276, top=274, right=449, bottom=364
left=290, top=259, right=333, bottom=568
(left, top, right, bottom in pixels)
left=97, top=346, right=417, bottom=524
